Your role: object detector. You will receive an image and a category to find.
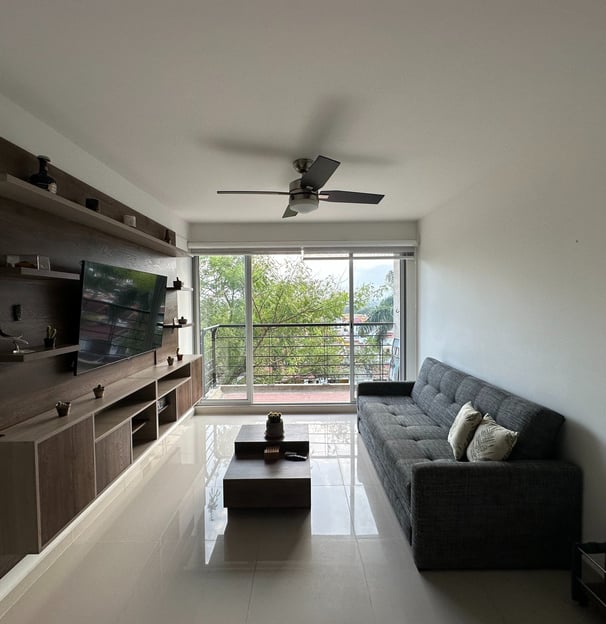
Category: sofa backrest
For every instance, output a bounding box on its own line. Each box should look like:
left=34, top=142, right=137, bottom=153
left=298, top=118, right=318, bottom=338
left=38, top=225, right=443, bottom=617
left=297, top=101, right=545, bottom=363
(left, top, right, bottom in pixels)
left=411, top=358, right=564, bottom=459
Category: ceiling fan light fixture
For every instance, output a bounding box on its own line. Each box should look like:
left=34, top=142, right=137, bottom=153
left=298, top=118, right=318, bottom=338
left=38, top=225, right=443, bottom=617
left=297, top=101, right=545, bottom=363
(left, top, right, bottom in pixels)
left=289, top=195, right=319, bottom=213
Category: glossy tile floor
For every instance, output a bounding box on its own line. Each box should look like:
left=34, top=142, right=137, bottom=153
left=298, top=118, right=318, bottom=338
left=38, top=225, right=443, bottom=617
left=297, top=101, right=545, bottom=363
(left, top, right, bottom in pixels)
left=1, top=414, right=603, bottom=624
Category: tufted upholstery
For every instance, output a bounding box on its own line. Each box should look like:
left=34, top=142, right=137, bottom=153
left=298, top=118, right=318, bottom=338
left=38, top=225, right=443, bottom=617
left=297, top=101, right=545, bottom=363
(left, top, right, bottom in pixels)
left=356, top=357, right=582, bottom=570
left=359, top=358, right=564, bottom=459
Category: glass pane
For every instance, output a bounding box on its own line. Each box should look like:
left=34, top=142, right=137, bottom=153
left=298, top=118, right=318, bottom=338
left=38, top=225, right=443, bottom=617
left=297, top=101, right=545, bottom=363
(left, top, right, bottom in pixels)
left=199, top=256, right=247, bottom=401
left=198, top=252, right=405, bottom=405
left=251, top=254, right=349, bottom=404
left=352, top=256, right=401, bottom=385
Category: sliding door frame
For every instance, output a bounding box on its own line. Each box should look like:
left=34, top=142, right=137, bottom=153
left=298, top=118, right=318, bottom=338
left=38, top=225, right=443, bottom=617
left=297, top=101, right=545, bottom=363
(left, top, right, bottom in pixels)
left=194, top=246, right=416, bottom=405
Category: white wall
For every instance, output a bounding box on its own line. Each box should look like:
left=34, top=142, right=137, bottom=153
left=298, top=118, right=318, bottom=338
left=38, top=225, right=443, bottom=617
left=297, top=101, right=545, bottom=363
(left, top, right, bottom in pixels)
left=418, top=137, right=606, bottom=539
left=0, top=93, right=188, bottom=244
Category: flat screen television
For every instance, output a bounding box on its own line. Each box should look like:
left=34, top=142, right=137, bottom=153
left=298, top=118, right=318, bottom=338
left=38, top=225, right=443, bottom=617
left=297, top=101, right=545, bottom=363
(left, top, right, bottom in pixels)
left=75, top=260, right=167, bottom=375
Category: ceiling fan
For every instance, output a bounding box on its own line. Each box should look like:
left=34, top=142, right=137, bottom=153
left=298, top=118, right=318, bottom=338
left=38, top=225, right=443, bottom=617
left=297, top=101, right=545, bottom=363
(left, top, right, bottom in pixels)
left=217, top=155, right=384, bottom=218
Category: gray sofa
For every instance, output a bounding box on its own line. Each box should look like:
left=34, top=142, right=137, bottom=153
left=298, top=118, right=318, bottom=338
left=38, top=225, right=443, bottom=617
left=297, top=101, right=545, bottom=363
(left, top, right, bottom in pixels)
left=357, top=357, right=582, bottom=570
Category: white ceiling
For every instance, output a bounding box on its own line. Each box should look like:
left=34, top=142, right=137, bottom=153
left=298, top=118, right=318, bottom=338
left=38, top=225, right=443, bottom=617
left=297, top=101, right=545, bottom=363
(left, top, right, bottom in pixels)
left=0, top=0, right=604, bottom=224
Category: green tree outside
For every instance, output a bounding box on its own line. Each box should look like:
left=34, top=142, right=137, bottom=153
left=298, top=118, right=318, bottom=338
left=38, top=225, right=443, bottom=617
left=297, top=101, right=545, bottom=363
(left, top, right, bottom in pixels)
left=200, top=256, right=349, bottom=385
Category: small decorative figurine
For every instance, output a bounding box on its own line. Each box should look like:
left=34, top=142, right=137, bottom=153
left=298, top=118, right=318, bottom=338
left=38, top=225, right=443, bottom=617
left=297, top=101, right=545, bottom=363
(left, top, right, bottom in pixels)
left=55, top=401, right=71, bottom=417
left=44, top=325, right=57, bottom=349
left=173, top=277, right=183, bottom=289
left=265, top=411, right=284, bottom=440
left=85, top=198, right=100, bottom=212
left=0, top=326, right=28, bottom=353
left=167, top=355, right=174, bottom=366
left=93, top=384, right=105, bottom=399
left=176, top=348, right=183, bottom=362
left=29, top=155, right=57, bottom=193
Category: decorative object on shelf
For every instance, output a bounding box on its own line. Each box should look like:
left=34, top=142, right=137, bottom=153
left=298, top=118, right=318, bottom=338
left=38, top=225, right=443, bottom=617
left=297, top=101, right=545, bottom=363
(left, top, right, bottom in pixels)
left=12, top=304, right=21, bottom=321
left=1, top=254, right=43, bottom=269
left=0, top=326, right=29, bottom=353
left=93, top=384, right=105, bottom=399
left=173, top=277, right=182, bottom=289
left=178, top=316, right=188, bottom=325
left=85, top=198, right=100, bottom=212
left=167, top=355, right=174, bottom=366
left=38, top=256, right=51, bottom=270
left=176, top=348, right=183, bottom=362
left=55, top=401, right=71, bottom=417
left=0, top=255, right=20, bottom=268
left=164, top=229, right=173, bottom=245
left=122, top=215, right=137, bottom=227
left=265, top=411, right=284, bottom=440
left=44, top=325, right=57, bottom=349
left=29, top=155, right=57, bottom=193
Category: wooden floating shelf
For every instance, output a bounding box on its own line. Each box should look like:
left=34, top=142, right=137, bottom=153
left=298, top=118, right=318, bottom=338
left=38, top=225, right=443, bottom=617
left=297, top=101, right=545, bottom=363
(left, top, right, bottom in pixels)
left=131, top=420, right=149, bottom=436
left=162, top=323, right=193, bottom=329
left=0, top=267, right=80, bottom=281
left=0, top=173, right=189, bottom=258
left=0, top=344, right=80, bottom=362
left=157, top=376, right=190, bottom=398
left=166, top=286, right=194, bottom=291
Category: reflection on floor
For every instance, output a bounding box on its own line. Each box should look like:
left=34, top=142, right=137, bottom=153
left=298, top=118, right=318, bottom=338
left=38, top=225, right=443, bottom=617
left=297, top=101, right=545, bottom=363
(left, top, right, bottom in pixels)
left=0, top=414, right=602, bottom=624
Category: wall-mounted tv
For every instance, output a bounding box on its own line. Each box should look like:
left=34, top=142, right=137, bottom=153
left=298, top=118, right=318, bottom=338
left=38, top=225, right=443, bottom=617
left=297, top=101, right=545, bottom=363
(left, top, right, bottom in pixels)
left=75, top=260, right=167, bottom=375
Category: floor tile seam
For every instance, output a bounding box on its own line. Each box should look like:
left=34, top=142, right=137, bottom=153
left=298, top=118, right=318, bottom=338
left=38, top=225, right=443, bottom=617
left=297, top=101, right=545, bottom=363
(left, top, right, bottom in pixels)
left=476, top=577, right=512, bottom=624
left=353, top=535, right=379, bottom=624
left=244, top=560, right=258, bottom=624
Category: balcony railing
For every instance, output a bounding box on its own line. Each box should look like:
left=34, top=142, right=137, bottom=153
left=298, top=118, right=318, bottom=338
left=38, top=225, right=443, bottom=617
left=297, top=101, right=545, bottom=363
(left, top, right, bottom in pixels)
left=200, top=322, right=395, bottom=400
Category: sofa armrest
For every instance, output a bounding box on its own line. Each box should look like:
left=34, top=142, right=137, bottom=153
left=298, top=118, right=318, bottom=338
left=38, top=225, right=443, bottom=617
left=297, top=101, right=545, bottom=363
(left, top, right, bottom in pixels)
left=357, top=381, right=415, bottom=397
left=411, top=460, right=582, bottom=570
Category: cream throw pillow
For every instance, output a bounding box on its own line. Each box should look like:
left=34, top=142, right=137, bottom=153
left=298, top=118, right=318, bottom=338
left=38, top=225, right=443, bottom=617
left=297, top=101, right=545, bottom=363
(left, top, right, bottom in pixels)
left=448, top=401, right=483, bottom=460
left=466, top=414, right=519, bottom=462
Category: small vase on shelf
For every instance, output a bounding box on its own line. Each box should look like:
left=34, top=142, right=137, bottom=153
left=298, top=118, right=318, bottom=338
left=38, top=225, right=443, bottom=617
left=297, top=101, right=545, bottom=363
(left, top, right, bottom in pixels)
left=29, top=155, right=57, bottom=193
left=55, top=401, right=71, bottom=417
left=44, top=325, right=57, bottom=349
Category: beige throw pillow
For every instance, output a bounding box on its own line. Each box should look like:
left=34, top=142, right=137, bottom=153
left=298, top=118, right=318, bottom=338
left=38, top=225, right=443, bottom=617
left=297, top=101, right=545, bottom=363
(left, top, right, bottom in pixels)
left=448, top=401, right=483, bottom=460
left=466, top=414, right=519, bottom=462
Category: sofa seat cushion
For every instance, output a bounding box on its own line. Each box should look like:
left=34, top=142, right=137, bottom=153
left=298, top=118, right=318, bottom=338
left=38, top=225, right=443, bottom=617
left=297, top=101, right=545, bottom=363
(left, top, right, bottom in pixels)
left=385, top=438, right=453, bottom=465
left=379, top=439, right=454, bottom=499
left=379, top=440, right=455, bottom=506
left=359, top=395, right=448, bottom=445
left=357, top=394, right=418, bottom=419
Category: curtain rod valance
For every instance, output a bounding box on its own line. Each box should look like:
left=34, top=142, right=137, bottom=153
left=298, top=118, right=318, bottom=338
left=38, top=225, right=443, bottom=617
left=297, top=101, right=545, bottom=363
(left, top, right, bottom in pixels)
left=188, top=240, right=417, bottom=256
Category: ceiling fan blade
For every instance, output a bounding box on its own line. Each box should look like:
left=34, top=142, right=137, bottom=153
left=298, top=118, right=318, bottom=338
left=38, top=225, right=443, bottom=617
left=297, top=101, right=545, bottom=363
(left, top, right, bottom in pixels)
left=217, top=190, right=290, bottom=196
left=300, top=155, right=340, bottom=190
left=282, top=206, right=298, bottom=219
left=320, top=190, right=384, bottom=204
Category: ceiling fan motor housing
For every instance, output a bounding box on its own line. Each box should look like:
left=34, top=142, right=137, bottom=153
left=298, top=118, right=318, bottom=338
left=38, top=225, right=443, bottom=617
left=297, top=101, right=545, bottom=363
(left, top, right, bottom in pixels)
left=289, top=178, right=319, bottom=213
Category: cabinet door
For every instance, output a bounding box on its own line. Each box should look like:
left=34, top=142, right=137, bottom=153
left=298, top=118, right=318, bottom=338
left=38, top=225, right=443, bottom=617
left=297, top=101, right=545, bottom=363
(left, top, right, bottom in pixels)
left=37, top=417, right=96, bottom=548
left=176, top=380, right=192, bottom=418
left=0, top=443, right=38, bottom=553
left=95, top=422, right=132, bottom=494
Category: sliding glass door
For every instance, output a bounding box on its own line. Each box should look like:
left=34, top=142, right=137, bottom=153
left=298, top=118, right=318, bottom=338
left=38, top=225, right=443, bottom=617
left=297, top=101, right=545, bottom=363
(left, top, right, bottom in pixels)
left=198, top=251, right=408, bottom=404
left=199, top=255, right=248, bottom=401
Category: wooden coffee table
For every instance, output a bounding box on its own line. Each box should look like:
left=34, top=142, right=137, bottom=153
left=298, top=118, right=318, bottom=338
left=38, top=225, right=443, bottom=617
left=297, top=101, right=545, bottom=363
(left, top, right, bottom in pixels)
left=223, top=424, right=311, bottom=509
